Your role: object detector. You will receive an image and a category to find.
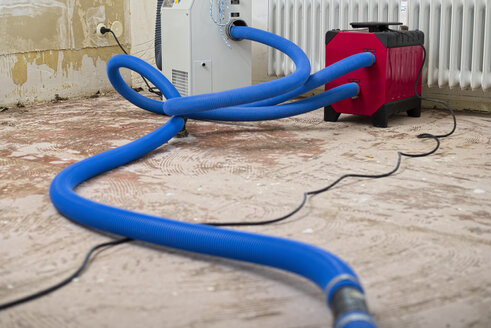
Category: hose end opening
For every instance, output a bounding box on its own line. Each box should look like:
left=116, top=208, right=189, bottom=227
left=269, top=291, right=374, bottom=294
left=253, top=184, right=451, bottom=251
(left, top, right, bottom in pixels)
left=227, top=20, right=248, bottom=41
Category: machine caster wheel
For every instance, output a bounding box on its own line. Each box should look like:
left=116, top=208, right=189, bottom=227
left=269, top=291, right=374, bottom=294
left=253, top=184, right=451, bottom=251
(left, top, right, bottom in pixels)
left=407, top=106, right=421, bottom=117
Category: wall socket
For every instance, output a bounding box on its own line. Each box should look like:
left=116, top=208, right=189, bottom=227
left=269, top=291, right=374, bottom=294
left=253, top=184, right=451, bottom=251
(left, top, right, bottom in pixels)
left=96, top=23, right=107, bottom=36
left=110, top=21, right=123, bottom=38
left=96, top=21, right=123, bottom=38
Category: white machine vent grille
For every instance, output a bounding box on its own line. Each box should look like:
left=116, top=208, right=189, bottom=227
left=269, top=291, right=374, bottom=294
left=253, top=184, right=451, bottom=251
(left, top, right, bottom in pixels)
left=172, top=69, right=189, bottom=97
left=408, top=0, right=490, bottom=91
left=267, top=0, right=401, bottom=76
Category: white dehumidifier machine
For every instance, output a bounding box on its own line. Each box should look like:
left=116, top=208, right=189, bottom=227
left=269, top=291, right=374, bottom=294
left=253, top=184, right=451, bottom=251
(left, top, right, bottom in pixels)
left=161, top=0, right=252, bottom=96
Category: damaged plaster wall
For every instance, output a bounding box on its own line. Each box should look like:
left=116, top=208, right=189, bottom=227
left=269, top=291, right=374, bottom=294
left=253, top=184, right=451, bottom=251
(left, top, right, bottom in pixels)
left=0, top=0, right=132, bottom=107
left=128, top=0, right=158, bottom=90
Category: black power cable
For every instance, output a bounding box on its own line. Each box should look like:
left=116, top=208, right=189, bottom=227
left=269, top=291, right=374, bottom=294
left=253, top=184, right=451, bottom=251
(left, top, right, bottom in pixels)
left=101, top=27, right=162, bottom=97
left=0, top=238, right=132, bottom=311
left=208, top=38, right=457, bottom=227
left=0, top=36, right=456, bottom=311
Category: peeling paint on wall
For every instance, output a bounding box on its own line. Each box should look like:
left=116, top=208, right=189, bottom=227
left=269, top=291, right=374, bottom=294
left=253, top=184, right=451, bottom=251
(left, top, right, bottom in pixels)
left=9, top=47, right=119, bottom=87
left=0, top=0, right=131, bottom=107
left=0, top=0, right=127, bottom=54
left=84, top=6, right=107, bottom=47
left=11, top=54, right=29, bottom=86
left=1, top=46, right=131, bottom=105
left=10, top=52, right=60, bottom=87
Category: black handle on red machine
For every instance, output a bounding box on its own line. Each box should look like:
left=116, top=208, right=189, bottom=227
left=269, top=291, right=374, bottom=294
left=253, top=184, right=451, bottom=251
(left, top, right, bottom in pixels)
left=350, top=22, right=402, bottom=32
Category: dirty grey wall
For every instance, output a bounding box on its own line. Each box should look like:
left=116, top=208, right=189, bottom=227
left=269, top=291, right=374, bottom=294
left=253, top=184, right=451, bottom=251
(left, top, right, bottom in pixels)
left=0, top=0, right=131, bottom=107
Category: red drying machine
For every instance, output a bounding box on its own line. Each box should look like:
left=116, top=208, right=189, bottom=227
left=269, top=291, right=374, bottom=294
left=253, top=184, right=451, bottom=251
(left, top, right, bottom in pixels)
left=324, top=22, right=424, bottom=127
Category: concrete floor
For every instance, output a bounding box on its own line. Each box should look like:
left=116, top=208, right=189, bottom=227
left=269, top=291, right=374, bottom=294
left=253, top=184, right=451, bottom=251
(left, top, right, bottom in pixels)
left=0, top=92, right=490, bottom=328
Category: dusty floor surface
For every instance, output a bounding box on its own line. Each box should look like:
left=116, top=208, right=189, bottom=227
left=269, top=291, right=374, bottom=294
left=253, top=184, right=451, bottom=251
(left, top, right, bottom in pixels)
left=0, top=92, right=490, bottom=328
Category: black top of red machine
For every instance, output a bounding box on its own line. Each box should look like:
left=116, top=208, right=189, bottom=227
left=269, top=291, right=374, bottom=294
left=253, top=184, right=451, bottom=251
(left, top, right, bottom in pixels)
left=350, top=22, right=402, bottom=32
left=326, top=22, right=424, bottom=49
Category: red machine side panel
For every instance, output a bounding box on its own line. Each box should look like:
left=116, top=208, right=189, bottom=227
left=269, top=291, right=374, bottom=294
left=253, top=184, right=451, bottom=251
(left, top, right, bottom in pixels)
left=386, top=46, right=423, bottom=103
left=325, top=32, right=387, bottom=116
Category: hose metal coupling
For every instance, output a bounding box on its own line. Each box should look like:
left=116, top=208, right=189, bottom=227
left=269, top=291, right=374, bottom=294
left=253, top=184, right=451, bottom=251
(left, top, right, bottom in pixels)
left=331, top=286, right=377, bottom=328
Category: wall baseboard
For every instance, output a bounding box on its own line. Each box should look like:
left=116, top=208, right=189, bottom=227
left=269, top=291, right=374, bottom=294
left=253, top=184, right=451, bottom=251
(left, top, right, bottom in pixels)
left=422, top=87, right=491, bottom=113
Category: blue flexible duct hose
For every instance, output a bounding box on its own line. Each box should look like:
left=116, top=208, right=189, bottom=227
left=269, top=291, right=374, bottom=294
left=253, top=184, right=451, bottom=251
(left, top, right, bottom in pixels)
left=50, top=25, right=377, bottom=328
left=106, top=54, right=180, bottom=114
left=188, top=83, right=360, bottom=122
left=162, top=26, right=312, bottom=116
left=106, top=50, right=371, bottom=122
left=245, top=52, right=375, bottom=107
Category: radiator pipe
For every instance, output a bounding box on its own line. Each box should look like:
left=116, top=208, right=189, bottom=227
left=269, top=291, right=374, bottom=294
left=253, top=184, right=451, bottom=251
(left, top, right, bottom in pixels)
left=154, top=0, right=164, bottom=70
left=51, top=25, right=377, bottom=328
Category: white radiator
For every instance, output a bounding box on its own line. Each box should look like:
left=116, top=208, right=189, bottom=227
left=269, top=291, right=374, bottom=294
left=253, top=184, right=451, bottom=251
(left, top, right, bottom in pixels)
left=408, top=0, right=490, bottom=91
left=267, top=0, right=403, bottom=76
left=268, top=0, right=490, bottom=91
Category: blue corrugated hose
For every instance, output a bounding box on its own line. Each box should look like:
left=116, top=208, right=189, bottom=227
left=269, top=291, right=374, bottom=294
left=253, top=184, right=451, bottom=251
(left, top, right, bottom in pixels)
left=50, top=26, right=376, bottom=328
